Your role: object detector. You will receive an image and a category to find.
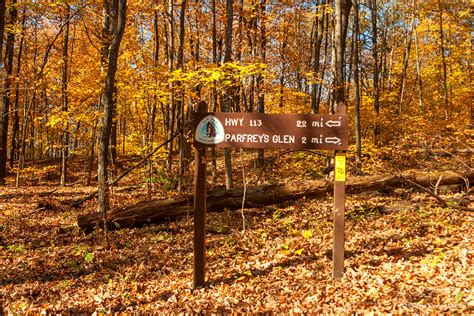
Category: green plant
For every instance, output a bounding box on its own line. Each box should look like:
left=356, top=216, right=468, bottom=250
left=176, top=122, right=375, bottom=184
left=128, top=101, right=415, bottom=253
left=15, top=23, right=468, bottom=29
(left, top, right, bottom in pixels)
left=7, top=244, right=25, bottom=253
left=84, top=252, right=94, bottom=263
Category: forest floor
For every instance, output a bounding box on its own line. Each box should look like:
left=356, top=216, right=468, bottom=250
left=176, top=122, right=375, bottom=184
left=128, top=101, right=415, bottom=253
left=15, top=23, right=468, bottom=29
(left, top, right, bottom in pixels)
left=1, top=125, right=473, bottom=313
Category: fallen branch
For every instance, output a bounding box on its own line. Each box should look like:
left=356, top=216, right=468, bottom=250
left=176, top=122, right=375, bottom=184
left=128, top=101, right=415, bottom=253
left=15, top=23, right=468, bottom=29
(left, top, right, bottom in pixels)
left=398, top=176, right=448, bottom=207
left=70, top=130, right=181, bottom=207
left=77, top=170, right=474, bottom=232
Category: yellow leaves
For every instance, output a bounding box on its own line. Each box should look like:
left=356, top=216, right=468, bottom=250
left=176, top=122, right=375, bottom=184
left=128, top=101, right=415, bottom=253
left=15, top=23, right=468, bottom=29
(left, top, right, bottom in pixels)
left=457, top=9, right=470, bottom=19
left=208, top=70, right=222, bottom=83
left=46, top=111, right=69, bottom=128
left=302, top=230, right=313, bottom=239
left=294, top=248, right=304, bottom=256
left=167, top=62, right=266, bottom=89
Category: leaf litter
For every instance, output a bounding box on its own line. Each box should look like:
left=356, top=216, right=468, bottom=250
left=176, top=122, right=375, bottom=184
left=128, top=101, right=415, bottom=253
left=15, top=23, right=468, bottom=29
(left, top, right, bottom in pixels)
left=0, top=150, right=473, bottom=313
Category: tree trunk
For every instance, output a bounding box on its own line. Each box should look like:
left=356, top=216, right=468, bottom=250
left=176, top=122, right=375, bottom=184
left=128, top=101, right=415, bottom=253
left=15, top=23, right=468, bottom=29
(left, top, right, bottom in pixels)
left=333, top=0, right=351, bottom=112
left=437, top=0, right=449, bottom=119
left=110, top=98, right=118, bottom=165
left=398, top=10, right=414, bottom=112
left=77, top=170, right=474, bottom=232
left=60, top=2, right=70, bottom=186
left=371, top=0, right=380, bottom=140
left=177, top=0, right=187, bottom=193
left=210, top=0, right=218, bottom=184
left=317, top=13, right=330, bottom=111
left=223, top=0, right=234, bottom=190
left=166, top=0, right=176, bottom=173
left=0, top=0, right=15, bottom=184
left=413, top=16, right=423, bottom=110
left=255, top=0, right=266, bottom=168
left=10, top=12, right=25, bottom=169
left=310, top=0, right=325, bottom=114
left=97, top=0, right=127, bottom=247
left=334, top=0, right=344, bottom=108
left=352, top=0, right=361, bottom=168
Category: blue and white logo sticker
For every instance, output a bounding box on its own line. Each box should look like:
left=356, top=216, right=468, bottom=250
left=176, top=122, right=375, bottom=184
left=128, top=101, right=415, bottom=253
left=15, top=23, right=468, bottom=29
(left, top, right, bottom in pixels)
left=195, top=115, right=225, bottom=145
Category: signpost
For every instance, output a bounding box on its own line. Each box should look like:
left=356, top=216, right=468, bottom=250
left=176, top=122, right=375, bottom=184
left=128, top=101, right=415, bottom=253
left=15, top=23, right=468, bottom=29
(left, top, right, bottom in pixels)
left=193, top=109, right=348, bottom=288
left=194, top=112, right=348, bottom=150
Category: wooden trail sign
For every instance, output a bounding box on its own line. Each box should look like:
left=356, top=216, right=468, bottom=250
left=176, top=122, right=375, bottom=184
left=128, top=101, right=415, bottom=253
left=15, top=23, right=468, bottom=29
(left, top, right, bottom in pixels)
left=194, top=112, right=348, bottom=150
left=192, top=109, right=348, bottom=289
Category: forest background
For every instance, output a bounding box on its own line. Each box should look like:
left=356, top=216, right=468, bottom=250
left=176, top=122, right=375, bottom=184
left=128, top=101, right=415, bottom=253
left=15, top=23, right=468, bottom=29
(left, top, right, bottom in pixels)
left=0, top=0, right=472, bottom=313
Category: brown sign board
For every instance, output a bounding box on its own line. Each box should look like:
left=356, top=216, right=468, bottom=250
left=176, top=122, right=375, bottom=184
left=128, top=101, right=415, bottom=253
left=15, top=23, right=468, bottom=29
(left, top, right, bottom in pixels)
left=194, top=113, right=349, bottom=150
left=192, top=107, right=348, bottom=289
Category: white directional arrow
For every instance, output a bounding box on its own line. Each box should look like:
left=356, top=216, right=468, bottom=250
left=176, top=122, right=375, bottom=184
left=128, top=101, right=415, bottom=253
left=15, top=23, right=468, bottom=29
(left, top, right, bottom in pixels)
left=325, top=120, right=341, bottom=127
left=325, top=137, right=341, bottom=145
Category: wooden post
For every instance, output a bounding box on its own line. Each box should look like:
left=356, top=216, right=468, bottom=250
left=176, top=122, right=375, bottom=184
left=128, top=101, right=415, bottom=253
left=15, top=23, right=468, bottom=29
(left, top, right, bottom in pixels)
left=333, top=151, right=346, bottom=279
left=193, top=101, right=207, bottom=289
left=333, top=104, right=346, bottom=279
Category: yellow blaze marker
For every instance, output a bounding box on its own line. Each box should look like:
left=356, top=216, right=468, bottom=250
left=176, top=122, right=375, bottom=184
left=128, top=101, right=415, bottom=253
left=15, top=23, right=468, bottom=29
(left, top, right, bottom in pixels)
left=335, top=153, right=346, bottom=182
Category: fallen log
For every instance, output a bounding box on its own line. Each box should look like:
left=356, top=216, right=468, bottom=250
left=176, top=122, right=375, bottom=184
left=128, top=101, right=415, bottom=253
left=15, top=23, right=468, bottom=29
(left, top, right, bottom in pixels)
left=77, top=170, right=474, bottom=232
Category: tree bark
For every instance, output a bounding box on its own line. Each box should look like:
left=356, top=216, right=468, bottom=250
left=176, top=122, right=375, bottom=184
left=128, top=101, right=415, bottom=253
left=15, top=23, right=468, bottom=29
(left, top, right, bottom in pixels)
left=223, top=0, right=234, bottom=190
left=352, top=0, right=361, bottom=168
left=10, top=12, right=25, bottom=169
left=210, top=0, right=218, bottom=184
left=177, top=0, right=187, bottom=192
left=333, top=0, right=351, bottom=111
left=78, top=170, right=474, bottom=232
left=413, top=14, right=423, bottom=111
left=310, top=0, right=325, bottom=114
left=437, top=0, right=449, bottom=119
left=398, top=9, right=414, bottom=112
left=0, top=2, right=5, bottom=177
left=60, top=2, right=70, bottom=186
left=165, top=0, right=176, bottom=173
left=255, top=0, right=266, bottom=167
left=0, top=0, right=15, bottom=184
left=97, top=0, right=127, bottom=247
left=370, top=0, right=381, bottom=141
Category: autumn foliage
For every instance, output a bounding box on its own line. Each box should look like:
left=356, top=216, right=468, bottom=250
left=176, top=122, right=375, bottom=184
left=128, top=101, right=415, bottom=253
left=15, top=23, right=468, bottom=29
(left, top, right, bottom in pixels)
left=0, top=0, right=472, bottom=313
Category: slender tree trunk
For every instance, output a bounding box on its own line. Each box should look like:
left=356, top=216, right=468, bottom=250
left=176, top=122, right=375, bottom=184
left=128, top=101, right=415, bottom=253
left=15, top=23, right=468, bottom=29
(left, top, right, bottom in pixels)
left=166, top=0, right=176, bottom=173
left=279, top=30, right=287, bottom=108
left=316, top=13, right=330, bottom=111
left=60, top=2, right=70, bottom=186
left=177, top=0, right=187, bottom=193
left=10, top=13, right=25, bottom=169
left=223, top=0, right=234, bottom=190
left=98, top=0, right=127, bottom=248
left=0, top=3, right=5, bottom=163
left=311, top=0, right=325, bottom=114
left=0, top=0, right=14, bottom=184
left=146, top=1, right=160, bottom=197
left=413, top=20, right=423, bottom=110
left=121, top=118, right=126, bottom=154
left=398, top=13, right=414, bottom=112
left=29, top=97, right=36, bottom=163
left=110, top=95, right=117, bottom=165
left=371, top=0, right=380, bottom=140
left=334, top=0, right=350, bottom=107
left=386, top=44, right=394, bottom=90
left=211, top=0, right=218, bottom=184
left=256, top=0, right=266, bottom=168
left=16, top=86, right=31, bottom=187
left=380, top=28, right=388, bottom=92
left=85, top=121, right=97, bottom=186
left=437, top=0, right=449, bottom=119
left=352, top=0, right=361, bottom=168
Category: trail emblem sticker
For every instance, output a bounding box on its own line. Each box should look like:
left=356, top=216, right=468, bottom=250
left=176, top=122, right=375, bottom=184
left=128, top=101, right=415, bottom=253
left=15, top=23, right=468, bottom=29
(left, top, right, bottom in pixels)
left=195, top=115, right=225, bottom=145
left=335, top=153, right=346, bottom=182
